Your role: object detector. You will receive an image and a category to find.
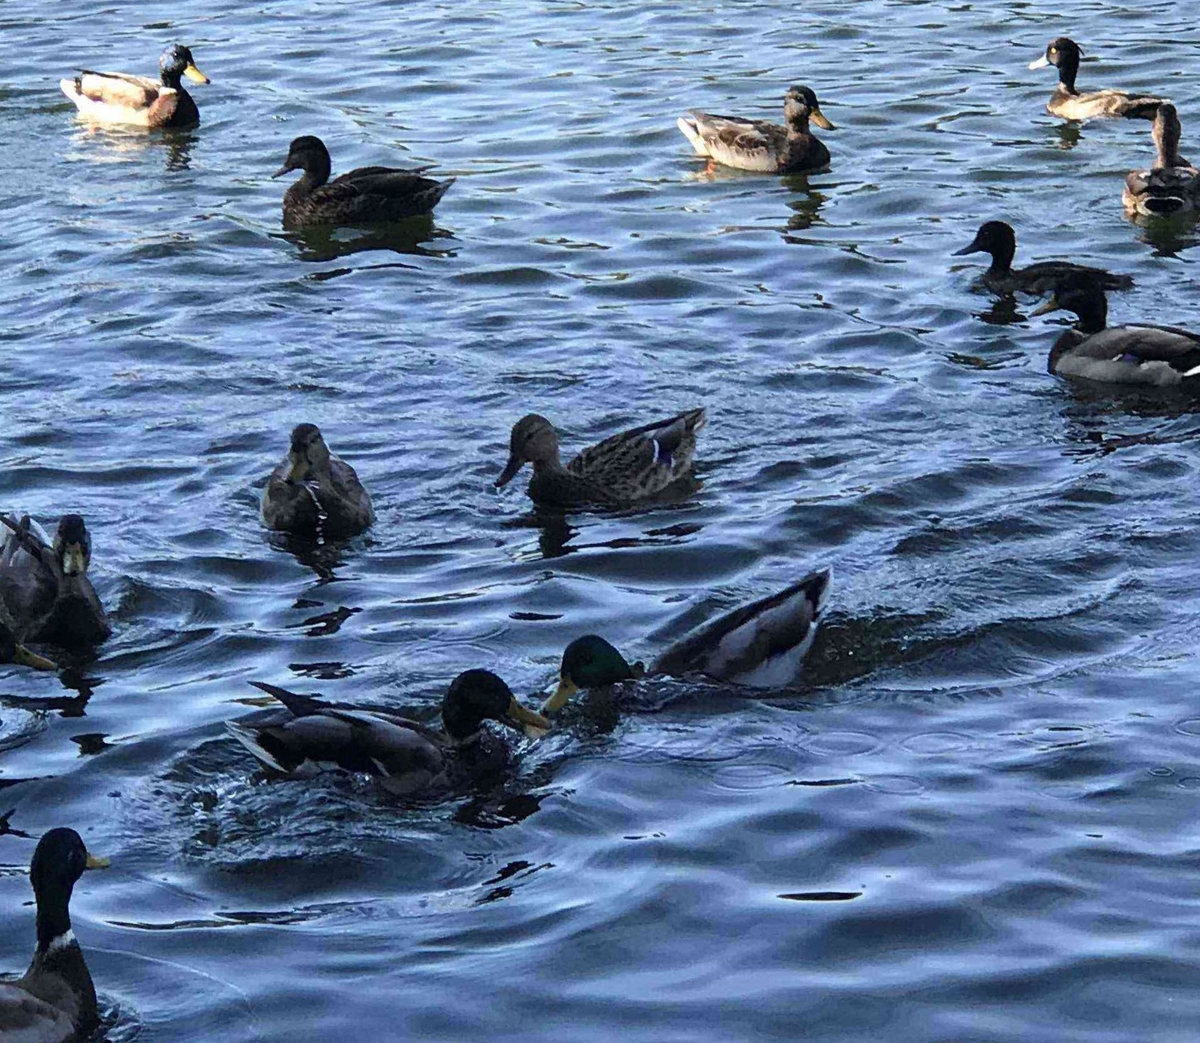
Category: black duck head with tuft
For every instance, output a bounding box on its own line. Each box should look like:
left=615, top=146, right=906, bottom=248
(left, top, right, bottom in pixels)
left=544, top=635, right=645, bottom=713
left=1029, top=37, right=1082, bottom=91
left=784, top=85, right=835, bottom=131
left=441, top=669, right=550, bottom=744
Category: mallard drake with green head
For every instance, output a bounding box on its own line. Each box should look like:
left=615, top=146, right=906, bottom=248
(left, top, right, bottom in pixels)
left=59, top=44, right=209, bottom=128
left=1034, top=272, right=1200, bottom=385
left=954, top=220, right=1133, bottom=296
left=1123, top=103, right=1200, bottom=216
left=542, top=568, right=831, bottom=715
left=226, top=671, right=550, bottom=796
left=677, top=85, right=835, bottom=173
left=274, top=136, right=455, bottom=229
left=0, top=514, right=111, bottom=649
left=261, top=424, right=375, bottom=539
left=1028, top=37, right=1164, bottom=121
left=0, top=828, right=108, bottom=1043
left=495, top=409, right=706, bottom=508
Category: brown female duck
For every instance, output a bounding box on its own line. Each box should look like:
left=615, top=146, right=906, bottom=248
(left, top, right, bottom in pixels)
left=677, top=85, right=835, bottom=173
left=274, top=136, right=454, bottom=228
left=261, top=424, right=375, bottom=539
left=1123, top=103, right=1200, bottom=216
left=954, top=220, right=1133, bottom=296
left=495, top=408, right=707, bottom=508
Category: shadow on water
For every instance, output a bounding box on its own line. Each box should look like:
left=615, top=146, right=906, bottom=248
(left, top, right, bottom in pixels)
left=1053, top=122, right=1083, bottom=151
left=281, top=218, right=457, bottom=263
left=69, top=123, right=195, bottom=171
left=1125, top=209, right=1200, bottom=258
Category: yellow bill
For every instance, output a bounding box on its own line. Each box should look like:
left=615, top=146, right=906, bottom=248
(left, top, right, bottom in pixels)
left=811, top=110, right=836, bottom=131
left=1031, top=295, right=1061, bottom=317
left=506, top=696, right=550, bottom=732
left=13, top=644, right=57, bottom=671
left=183, top=63, right=210, bottom=85
left=540, top=675, right=579, bottom=716
left=85, top=853, right=110, bottom=870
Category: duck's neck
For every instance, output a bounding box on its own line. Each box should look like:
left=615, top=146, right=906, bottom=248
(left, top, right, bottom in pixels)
left=987, top=239, right=1016, bottom=274
left=786, top=117, right=810, bottom=140
left=531, top=451, right=565, bottom=475
left=160, top=67, right=183, bottom=90
left=28, top=896, right=98, bottom=1030
left=1154, top=126, right=1186, bottom=169
left=293, top=158, right=332, bottom=197
left=1074, top=300, right=1107, bottom=336
left=1057, top=54, right=1080, bottom=95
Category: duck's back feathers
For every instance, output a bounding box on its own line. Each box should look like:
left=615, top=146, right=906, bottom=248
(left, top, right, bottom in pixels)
left=652, top=568, right=831, bottom=687
left=1053, top=325, right=1200, bottom=384
left=563, top=407, right=707, bottom=505
left=1014, top=260, right=1135, bottom=294
left=226, top=694, right=446, bottom=795
left=284, top=168, right=455, bottom=228
left=1123, top=166, right=1200, bottom=216
left=1048, top=88, right=1163, bottom=121
left=678, top=113, right=829, bottom=173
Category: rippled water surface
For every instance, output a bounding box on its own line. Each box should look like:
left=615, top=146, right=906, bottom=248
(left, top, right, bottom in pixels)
left=3, top=0, right=1200, bottom=1039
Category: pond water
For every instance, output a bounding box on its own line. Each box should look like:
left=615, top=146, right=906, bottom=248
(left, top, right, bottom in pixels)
left=2, top=1, right=1200, bottom=1040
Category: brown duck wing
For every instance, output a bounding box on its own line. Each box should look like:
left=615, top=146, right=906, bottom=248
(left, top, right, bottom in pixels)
left=568, top=408, right=706, bottom=501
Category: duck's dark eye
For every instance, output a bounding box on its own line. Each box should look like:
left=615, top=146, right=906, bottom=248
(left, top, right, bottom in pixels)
left=1049, top=46, right=1057, bottom=55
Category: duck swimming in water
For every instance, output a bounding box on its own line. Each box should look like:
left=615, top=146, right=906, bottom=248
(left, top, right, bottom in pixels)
left=495, top=409, right=706, bottom=509
left=954, top=220, right=1134, bottom=296
left=226, top=670, right=550, bottom=796
left=0, top=514, right=110, bottom=649
left=261, top=424, right=375, bottom=539
left=677, top=85, right=835, bottom=174
left=0, top=828, right=108, bottom=1043
left=1123, top=103, right=1200, bottom=217
left=541, top=568, right=831, bottom=715
left=1034, top=272, right=1200, bottom=385
left=59, top=43, right=209, bottom=128
left=274, top=136, right=455, bottom=228
left=1028, top=37, right=1164, bottom=121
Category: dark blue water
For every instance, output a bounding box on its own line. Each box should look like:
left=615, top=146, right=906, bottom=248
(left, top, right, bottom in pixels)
left=3, top=1, right=1200, bottom=1040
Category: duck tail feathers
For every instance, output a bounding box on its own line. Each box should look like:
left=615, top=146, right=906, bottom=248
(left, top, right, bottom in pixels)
left=225, top=719, right=289, bottom=774
left=248, top=680, right=326, bottom=718
left=677, top=116, right=709, bottom=155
